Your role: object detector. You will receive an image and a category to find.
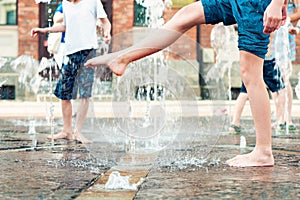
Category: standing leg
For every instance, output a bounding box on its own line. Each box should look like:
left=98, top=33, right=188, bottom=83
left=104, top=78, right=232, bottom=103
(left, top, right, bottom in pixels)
left=47, top=99, right=73, bottom=140
left=73, top=98, right=92, bottom=144
left=286, top=80, right=294, bottom=124
left=271, top=90, right=286, bottom=126
left=229, top=92, right=248, bottom=133
left=226, top=51, right=274, bottom=167
left=280, top=61, right=295, bottom=130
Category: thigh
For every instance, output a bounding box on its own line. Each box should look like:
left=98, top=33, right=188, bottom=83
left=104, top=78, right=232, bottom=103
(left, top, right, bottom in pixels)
left=54, top=56, right=79, bottom=100
left=74, top=49, right=96, bottom=99
left=233, top=0, right=272, bottom=58
left=239, top=51, right=264, bottom=85
left=77, top=66, right=95, bottom=99
left=202, top=0, right=236, bottom=25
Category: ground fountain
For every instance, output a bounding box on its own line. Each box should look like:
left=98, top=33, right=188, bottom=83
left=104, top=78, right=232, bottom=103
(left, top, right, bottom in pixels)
left=0, top=0, right=235, bottom=193
left=1, top=1, right=299, bottom=199
left=83, top=0, right=225, bottom=173
left=7, top=55, right=42, bottom=148
left=0, top=0, right=60, bottom=149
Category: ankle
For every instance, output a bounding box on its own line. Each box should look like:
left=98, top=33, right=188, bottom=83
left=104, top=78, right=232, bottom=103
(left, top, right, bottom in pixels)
left=254, top=146, right=273, bottom=156
left=63, top=130, right=72, bottom=135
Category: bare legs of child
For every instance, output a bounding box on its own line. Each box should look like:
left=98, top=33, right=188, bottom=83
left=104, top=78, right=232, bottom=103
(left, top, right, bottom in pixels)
left=84, top=0, right=285, bottom=167
left=47, top=98, right=92, bottom=144
left=226, top=51, right=274, bottom=167
left=85, top=50, right=275, bottom=167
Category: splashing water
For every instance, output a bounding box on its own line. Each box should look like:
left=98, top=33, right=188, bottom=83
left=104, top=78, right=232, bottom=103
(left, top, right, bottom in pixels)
left=10, top=55, right=39, bottom=94
left=86, top=0, right=223, bottom=169
left=274, top=23, right=291, bottom=134
left=109, top=0, right=170, bottom=152
left=0, top=80, right=6, bottom=87
left=0, top=57, right=8, bottom=89
left=240, top=135, right=246, bottom=148
left=274, top=26, right=290, bottom=75
left=28, top=117, right=38, bottom=148
left=0, top=57, right=7, bottom=68
left=105, top=171, right=144, bottom=190
left=135, top=0, right=165, bottom=28
left=208, top=23, right=239, bottom=86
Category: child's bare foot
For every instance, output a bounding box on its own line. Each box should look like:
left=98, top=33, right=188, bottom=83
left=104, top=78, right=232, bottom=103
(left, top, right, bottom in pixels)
left=84, top=52, right=128, bottom=76
left=47, top=131, right=73, bottom=140
left=73, top=132, right=92, bottom=144
left=226, top=149, right=274, bottom=167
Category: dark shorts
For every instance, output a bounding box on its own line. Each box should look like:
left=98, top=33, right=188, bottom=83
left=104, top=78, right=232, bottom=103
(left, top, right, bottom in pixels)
left=202, top=0, right=272, bottom=58
left=54, top=49, right=95, bottom=100
left=240, top=59, right=284, bottom=93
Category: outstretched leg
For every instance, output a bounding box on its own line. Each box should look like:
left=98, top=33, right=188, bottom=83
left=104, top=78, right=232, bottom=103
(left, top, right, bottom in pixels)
left=84, top=1, right=206, bottom=75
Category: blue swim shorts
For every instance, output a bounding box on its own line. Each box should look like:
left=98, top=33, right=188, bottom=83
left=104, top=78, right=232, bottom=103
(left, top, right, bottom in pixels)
left=202, top=0, right=272, bottom=59
left=240, top=59, right=284, bottom=93
left=54, top=49, right=95, bottom=100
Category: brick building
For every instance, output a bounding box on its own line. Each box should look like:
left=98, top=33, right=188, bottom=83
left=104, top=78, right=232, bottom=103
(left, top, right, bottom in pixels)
left=1, top=0, right=300, bottom=99
left=1, top=0, right=215, bottom=61
left=3, top=0, right=298, bottom=62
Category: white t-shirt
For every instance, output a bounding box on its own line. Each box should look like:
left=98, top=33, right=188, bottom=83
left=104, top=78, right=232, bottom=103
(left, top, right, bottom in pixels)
left=62, top=0, right=107, bottom=55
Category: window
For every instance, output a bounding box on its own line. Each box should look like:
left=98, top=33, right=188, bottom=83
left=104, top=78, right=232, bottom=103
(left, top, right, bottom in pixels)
left=134, top=1, right=147, bottom=27
left=0, top=0, right=17, bottom=25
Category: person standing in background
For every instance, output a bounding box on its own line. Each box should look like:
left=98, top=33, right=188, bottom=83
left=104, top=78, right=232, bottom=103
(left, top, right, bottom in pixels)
left=31, top=0, right=111, bottom=144
left=272, top=0, right=300, bottom=132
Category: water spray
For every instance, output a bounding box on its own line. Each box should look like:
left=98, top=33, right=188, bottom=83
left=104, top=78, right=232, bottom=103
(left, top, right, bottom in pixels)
left=274, top=23, right=290, bottom=134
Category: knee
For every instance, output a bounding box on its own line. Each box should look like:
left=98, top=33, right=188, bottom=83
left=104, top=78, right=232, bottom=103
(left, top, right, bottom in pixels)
left=240, top=67, right=251, bottom=86
left=240, top=67, right=263, bottom=92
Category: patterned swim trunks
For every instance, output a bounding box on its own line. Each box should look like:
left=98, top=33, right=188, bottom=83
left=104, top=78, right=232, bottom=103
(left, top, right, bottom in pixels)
left=54, top=49, right=95, bottom=100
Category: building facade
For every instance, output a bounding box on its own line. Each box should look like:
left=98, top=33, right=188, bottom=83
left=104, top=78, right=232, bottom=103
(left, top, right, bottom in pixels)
left=1, top=0, right=300, bottom=100
left=0, top=0, right=217, bottom=60
left=2, top=0, right=300, bottom=61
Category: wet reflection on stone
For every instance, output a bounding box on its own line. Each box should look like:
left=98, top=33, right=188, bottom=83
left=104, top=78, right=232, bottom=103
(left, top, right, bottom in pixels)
left=0, top=117, right=299, bottom=199
left=135, top=163, right=299, bottom=199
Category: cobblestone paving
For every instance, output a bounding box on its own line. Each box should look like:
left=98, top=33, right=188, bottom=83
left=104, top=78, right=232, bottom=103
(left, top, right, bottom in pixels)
left=0, top=118, right=299, bottom=199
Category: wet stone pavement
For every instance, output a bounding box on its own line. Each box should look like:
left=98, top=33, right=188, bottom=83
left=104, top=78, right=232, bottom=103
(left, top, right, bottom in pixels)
left=0, top=117, right=299, bottom=200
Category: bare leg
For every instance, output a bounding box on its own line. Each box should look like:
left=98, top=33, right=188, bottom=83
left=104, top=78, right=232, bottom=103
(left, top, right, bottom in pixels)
left=73, top=98, right=92, bottom=144
left=47, top=100, right=73, bottom=140
left=286, top=80, right=294, bottom=124
left=271, top=90, right=285, bottom=126
left=226, top=51, right=274, bottom=167
left=279, top=61, right=294, bottom=126
left=229, top=92, right=248, bottom=132
left=84, top=1, right=206, bottom=74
